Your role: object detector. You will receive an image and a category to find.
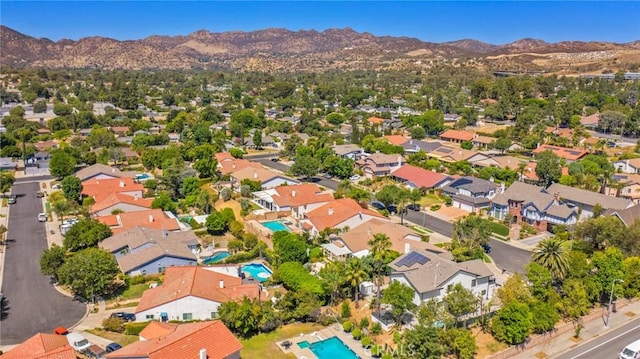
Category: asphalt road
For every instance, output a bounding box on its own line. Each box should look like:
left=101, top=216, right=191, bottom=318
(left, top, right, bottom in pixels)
left=487, top=238, right=531, bottom=274
left=554, top=317, right=640, bottom=359
left=0, top=182, right=86, bottom=345
left=14, top=175, right=54, bottom=183
left=404, top=210, right=454, bottom=237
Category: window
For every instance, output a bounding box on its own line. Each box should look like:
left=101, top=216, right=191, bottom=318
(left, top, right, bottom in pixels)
left=183, top=313, right=193, bottom=320
left=146, top=314, right=154, bottom=320
left=158, top=266, right=166, bottom=273
left=141, top=270, right=147, bottom=275
left=471, top=279, right=477, bottom=287
left=481, top=290, right=487, bottom=296
left=211, top=312, right=219, bottom=319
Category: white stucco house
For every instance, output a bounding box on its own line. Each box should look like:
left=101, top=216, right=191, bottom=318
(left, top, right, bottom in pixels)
left=299, top=198, right=386, bottom=237
left=230, top=167, right=299, bottom=191
left=252, top=183, right=334, bottom=219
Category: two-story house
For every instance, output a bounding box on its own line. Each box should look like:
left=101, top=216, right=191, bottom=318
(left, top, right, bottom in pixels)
left=331, top=144, right=365, bottom=160
left=357, top=153, right=405, bottom=179
left=252, top=183, right=334, bottom=219
left=441, top=176, right=497, bottom=213
left=547, top=183, right=634, bottom=219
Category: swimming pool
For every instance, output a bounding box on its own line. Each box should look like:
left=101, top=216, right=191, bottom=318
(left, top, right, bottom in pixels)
left=241, top=263, right=272, bottom=282
left=298, top=337, right=359, bottom=359
left=261, top=220, right=290, bottom=232
left=202, top=251, right=230, bottom=264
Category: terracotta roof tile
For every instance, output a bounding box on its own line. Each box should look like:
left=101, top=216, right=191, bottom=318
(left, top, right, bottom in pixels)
left=139, top=321, right=179, bottom=340
left=391, top=164, right=449, bottom=189
left=272, top=184, right=334, bottom=207
left=384, top=135, right=409, bottom=145
left=367, top=117, right=385, bottom=125
left=105, top=320, right=242, bottom=359
left=82, top=177, right=144, bottom=204
left=439, top=129, right=476, bottom=142
left=90, top=192, right=153, bottom=214
left=217, top=158, right=263, bottom=175
left=305, top=198, right=385, bottom=232
left=96, top=208, right=180, bottom=234
left=2, top=333, right=76, bottom=359
left=135, top=267, right=260, bottom=313
left=532, top=145, right=588, bottom=161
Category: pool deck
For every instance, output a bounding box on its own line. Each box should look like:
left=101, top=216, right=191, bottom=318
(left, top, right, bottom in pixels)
left=277, top=325, right=371, bottom=359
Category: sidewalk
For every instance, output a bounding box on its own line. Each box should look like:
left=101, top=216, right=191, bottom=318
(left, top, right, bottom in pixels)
left=493, top=299, right=640, bottom=359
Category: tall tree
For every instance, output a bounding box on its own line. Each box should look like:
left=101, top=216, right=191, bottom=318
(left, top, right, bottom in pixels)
left=535, top=150, right=562, bottom=187
left=382, top=280, right=417, bottom=327
left=0, top=171, right=15, bottom=196
left=532, top=236, right=570, bottom=281
left=444, top=283, right=477, bottom=326
left=57, top=248, right=119, bottom=301
left=368, top=233, right=392, bottom=315
left=49, top=151, right=77, bottom=179
left=344, top=258, right=367, bottom=308
left=61, top=175, right=83, bottom=203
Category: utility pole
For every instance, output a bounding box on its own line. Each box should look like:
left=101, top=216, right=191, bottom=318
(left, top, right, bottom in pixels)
left=605, top=278, right=623, bottom=327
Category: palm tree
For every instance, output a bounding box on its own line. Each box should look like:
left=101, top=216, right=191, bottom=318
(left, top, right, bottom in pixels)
left=532, top=236, right=570, bottom=281
left=369, top=233, right=392, bottom=315
left=195, top=190, right=215, bottom=214
left=517, top=162, right=527, bottom=182
left=344, top=258, right=367, bottom=308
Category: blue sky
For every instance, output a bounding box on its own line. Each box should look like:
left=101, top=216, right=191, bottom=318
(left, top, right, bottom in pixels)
left=1, top=1, right=639, bottom=44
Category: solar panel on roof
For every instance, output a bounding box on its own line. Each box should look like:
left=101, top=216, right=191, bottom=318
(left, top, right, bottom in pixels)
left=396, top=252, right=429, bottom=267
left=567, top=150, right=583, bottom=155
left=439, top=148, right=452, bottom=154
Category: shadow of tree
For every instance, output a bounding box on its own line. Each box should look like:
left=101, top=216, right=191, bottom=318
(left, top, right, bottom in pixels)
left=1, top=296, right=9, bottom=321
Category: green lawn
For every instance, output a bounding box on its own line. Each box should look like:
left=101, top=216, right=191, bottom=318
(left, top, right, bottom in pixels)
left=120, top=283, right=149, bottom=300
left=419, top=193, right=443, bottom=207
left=241, top=322, right=325, bottom=359
left=488, top=222, right=509, bottom=237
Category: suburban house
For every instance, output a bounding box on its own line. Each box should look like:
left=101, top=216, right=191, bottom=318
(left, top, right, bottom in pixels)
left=532, top=144, right=588, bottom=163
left=1, top=333, right=76, bottom=359
left=389, top=249, right=496, bottom=305
left=215, top=152, right=263, bottom=176
left=490, top=181, right=578, bottom=231
left=75, top=163, right=132, bottom=182
left=441, top=176, right=498, bottom=213
left=472, top=135, right=495, bottom=149
left=384, top=135, right=409, bottom=146
left=299, top=198, right=386, bottom=236
left=427, top=146, right=482, bottom=163
left=367, top=117, right=386, bottom=126
left=614, top=158, right=640, bottom=174
left=401, top=139, right=443, bottom=154
left=469, top=155, right=526, bottom=170
left=82, top=177, right=146, bottom=211
left=390, top=164, right=450, bottom=190
left=321, top=218, right=451, bottom=261
left=439, top=129, right=475, bottom=144
left=134, top=266, right=260, bottom=322
left=606, top=206, right=640, bottom=227
left=331, top=144, right=365, bottom=160
left=547, top=183, right=635, bottom=219
left=252, top=183, right=334, bottom=219
left=90, top=192, right=154, bottom=216
left=580, top=113, right=600, bottom=128
left=110, top=126, right=130, bottom=137
left=230, top=167, right=299, bottom=191
left=0, top=157, right=17, bottom=171
left=613, top=173, right=640, bottom=204
left=96, top=209, right=182, bottom=234
left=357, top=153, right=405, bottom=179
left=106, top=320, right=242, bottom=359
left=99, top=227, right=199, bottom=276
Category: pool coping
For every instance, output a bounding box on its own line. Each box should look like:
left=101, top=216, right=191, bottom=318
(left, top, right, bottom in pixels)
left=278, top=326, right=370, bottom=359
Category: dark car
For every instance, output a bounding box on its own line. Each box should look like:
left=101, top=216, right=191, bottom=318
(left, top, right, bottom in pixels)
left=387, top=205, right=398, bottom=214
left=105, top=343, right=122, bottom=353
left=370, top=201, right=386, bottom=210
left=36, top=191, right=45, bottom=198
left=110, top=312, right=135, bottom=321
left=85, top=344, right=107, bottom=359
left=481, top=243, right=492, bottom=254
left=270, top=157, right=279, bottom=162
left=407, top=203, right=421, bottom=211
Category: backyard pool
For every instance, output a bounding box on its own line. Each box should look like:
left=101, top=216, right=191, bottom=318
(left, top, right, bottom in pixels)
left=298, top=337, right=359, bottom=359
left=261, top=220, right=290, bottom=232
left=202, top=251, right=230, bottom=264
left=241, top=263, right=272, bottom=282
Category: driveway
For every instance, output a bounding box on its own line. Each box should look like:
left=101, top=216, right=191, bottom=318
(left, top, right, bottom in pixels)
left=0, top=182, right=86, bottom=345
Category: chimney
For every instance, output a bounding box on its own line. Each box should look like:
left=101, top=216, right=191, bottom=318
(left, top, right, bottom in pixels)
left=553, top=192, right=559, bottom=202
left=404, top=243, right=411, bottom=254
left=148, top=214, right=154, bottom=223
left=199, top=349, right=207, bottom=359
left=397, top=156, right=402, bottom=167
left=328, top=207, right=334, bottom=215
left=232, top=163, right=236, bottom=169
left=253, top=172, right=258, bottom=179
left=291, top=190, right=296, bottom=197
left=219, top=280, right=224, bottom=288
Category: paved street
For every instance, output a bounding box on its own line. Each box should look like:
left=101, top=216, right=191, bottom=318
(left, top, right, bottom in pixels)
left=487, top=238, right=531, bottom=274
left=0, top=182, right=86, bottom=345
left=554, top=317, right=640, bottom=359
left=404, top=210, right=454, bottom=237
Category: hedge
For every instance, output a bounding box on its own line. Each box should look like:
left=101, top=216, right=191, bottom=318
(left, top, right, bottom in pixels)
left=124, top=321, right=151, bottom=335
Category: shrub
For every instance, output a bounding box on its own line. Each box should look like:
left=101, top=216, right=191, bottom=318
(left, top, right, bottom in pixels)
left=189, top=218, right=201, bottom=229
left=343, top=321, right=353, bottom=333
left=430, top=204, right=441, bottom=211
left=318, top=313, right=338, bottom=326
left=220, top=187, right=232, bottom=201
left=229, top=220, right=245, bottom=238
left=124, top=321, right=151, bottom=335
left=371, top=322, right=382, bottom=335
left=361, top=336, right=372, bottom=348
left=341, top=301, right=351, bottom=319
left=360, top=317, right=370, bottom=330
left=102, top=317, right=125, bottom=333
left=352, top=328, right=363, bottom=340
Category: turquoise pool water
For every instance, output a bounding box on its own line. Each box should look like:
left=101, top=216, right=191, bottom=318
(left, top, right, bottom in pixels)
left=297, top=341, right=310, bottom=349
left=202, top=251, right=230, bottom=264
left=261, top=220, right=290, bottom=232
left=305, top=337, right=359, bottom=359
left=241, top=263, right=272, bottom=282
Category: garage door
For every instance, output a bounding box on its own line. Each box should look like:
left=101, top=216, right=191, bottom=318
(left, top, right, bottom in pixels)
left=453, top=200, right=473, bottom=212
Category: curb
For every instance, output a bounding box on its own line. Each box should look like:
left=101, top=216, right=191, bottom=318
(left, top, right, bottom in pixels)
left=0, top=194, right=12, bottom=292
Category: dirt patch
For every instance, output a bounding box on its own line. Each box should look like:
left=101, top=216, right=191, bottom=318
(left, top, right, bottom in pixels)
left=474, top=327, right=507, bottom=358
left=535, top=352, right=548, bottom=358
left=215, top=199, right=243, bottom=223
left=435, top=206, right=469, bottom=220
left=625, top=311, right=636, bottom=317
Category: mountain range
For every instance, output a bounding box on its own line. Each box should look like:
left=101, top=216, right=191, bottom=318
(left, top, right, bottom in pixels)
left=2, top=26, right=639, bottom=73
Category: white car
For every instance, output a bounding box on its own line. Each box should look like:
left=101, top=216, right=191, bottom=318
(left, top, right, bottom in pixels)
left=66, top=332, right=91, bottom=352
left=620, top=339, right=640, bottom=359
left=349, top=175, right=361, bottom=181
left=37, top=213, right=47, bottom=222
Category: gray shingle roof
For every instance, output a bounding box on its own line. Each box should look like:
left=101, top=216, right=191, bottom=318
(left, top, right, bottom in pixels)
left=443, top=176, right=496, bottom=195
left=547, top=183, right=633, bottom=210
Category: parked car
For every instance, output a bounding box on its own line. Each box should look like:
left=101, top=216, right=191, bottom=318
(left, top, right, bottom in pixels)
left=53, top=326, right=69, bottom=335
left=7, top=195, right=16, bottom=204
left=52, top=184, right=62, bottom=189
left=105, top=343, right=122, bottom=353
left=36, top=191, right=45, bottom=198
left=349, top=174, right=361, bottom=181
left=66, top=332, right=91, bottom=352
left=85, top=344, right=107, bottom=359
left=481, top=243, right=492, bottom=254
left=38, top=213, right=47, bottom=222
left=110, top=312, right=135, bottom=321
left=407, top=203, right=420, bottom=211
left=370, top=201, right=386, bottom=210
left=323, top=173, right=333, bottom=179
left=270, top=157, right=279, bottom=162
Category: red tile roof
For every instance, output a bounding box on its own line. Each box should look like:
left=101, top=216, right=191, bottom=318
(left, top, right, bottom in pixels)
left=391, top=165, right=449, bottom=189
left=217, top=158, right=263, bottom=175
left=439, top=129, right=476, bottom=142
left=105, top=320, right=242, bottom=359
left=532, top=144, right=588, bottom=161
left=82, top=177, right=144, bottom=204
left=135, top=266, right=260, bottom=313
left=2, top=333, right=76, bottom=359
left=139, top=321, right=178, bottom=340
left=367, top=117, right=385, bottom=125
left=272, top=184, right=334, bottom=208
left=384, top=135, right=409, bottom=145
left=580, top=113, right=600, bottom=126
left=305, top=198, right=385, bottom=232
left=90, top=192, right=153, bottom=214
left=96, top=208, right=180, bottom=234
